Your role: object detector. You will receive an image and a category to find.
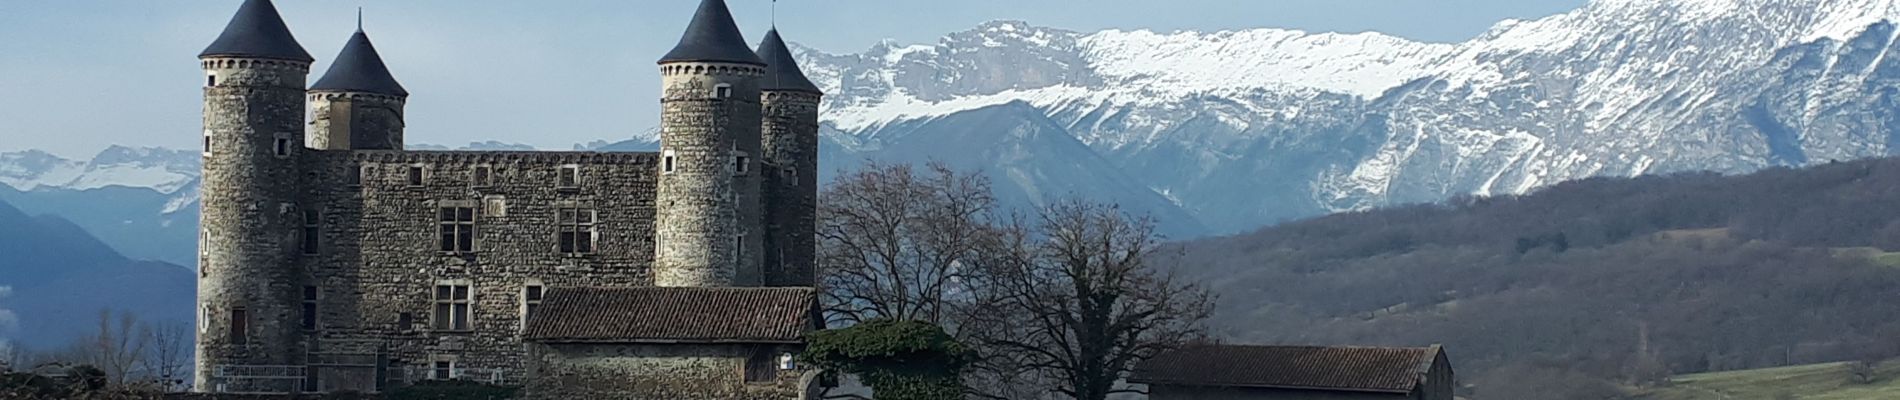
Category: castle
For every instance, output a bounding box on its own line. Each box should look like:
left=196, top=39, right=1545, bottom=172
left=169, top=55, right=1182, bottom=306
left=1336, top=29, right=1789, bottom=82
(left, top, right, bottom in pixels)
left=193, top=0, right=825, bottom=397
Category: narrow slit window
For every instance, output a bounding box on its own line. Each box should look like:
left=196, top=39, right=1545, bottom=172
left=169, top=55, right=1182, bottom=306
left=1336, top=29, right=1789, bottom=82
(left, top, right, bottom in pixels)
left=301, top=286, right=319, bottom=330
left=203, top=131, right=213, bottom=155
left=229, top=307, right=248, bottom=345
left=522, top=284, right=544, bottom=325
left=273, top=138, right=290, bottom=157
left=302, top=209, right=321, bottom=255
left=663, top=156, right=676, bottom=173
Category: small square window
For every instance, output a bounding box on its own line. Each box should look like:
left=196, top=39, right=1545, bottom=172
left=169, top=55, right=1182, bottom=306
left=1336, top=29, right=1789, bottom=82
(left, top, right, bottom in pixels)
left=207, top=74, right=217, bottom=87
left=473, top=166, right=493, bottom=187
left=273, top=138, right=290, bottom=157
left=734, top=153, right=750, bottom=176
left=559, top=166, right=580, bottom=188
left=432, top=360, right=455, bottom=380
left=663, top=156, right=676, bottom=173
left=715, top=84, right=733, bottom=99
left=407, top=166, right=425, bottom=186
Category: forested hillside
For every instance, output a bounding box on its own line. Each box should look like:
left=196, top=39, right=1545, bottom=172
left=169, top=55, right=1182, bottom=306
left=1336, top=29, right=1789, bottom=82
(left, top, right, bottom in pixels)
left=1174, top=158, right=1900, bottom=399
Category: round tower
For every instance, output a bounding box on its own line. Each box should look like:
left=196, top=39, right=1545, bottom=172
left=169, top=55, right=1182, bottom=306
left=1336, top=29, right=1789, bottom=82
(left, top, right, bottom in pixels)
left=309, top=23, right=408, bottom=150
left=195, top=0, right=312, bottom=392
left=654, top=0, right=766, bottom=287
left=756, top=29, right=823, bottom=287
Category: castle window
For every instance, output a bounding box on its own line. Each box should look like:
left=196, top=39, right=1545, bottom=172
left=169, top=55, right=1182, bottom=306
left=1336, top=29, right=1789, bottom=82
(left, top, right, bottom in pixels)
left=734, top=152, right=750, bottom=176
left=715, top=84, right=733, bottom=99
left=744, top=349, right=776, bottom=383
left=301, top=286, right=319, bottom=330
left=433, top=283, right=472, bottom=331
left=202, top=130, right=213, bottom=156
left=431, top=360, right=457, bottom=380
left=207, top=74, right=217, bottom=87
left=662, top=150, right=677, bottom=174
left=273, top=137, right=291, bottom=158
left=398, top=312, right=414, bottom=331
left=229, top=307, right=248, bottom=345
left=473, top=165, right=493, bottom=187
left=302, top=209, right=321, bottom=255
left=558, top=208, right=596, bottom=254
left=439, top=207, right=476, bottom=253
left=734, top=235, right=745, bottom=261
left=521, top=283, right=544, bottom=327
left=558, top=165, right=581, bottom=188
left=407, top=166, right=425, bottom=186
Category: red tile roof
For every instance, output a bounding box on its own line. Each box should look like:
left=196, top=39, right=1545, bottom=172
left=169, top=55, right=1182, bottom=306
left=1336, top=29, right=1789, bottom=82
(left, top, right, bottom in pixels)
left=1128, top=344, right=1444, bottom=393
left=523, top=286, right=817, bottom=344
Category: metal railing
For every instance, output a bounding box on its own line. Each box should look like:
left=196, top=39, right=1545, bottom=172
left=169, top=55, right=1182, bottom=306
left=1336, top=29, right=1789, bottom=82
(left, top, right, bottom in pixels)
left=209, top=365, right=306, bottom=394
left=390, top=365, right=511, bottom=385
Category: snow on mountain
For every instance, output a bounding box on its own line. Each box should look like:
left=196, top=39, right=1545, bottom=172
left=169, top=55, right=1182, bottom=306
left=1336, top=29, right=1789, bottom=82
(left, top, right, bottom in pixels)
left=799, top=0, right=1900, bottom=233
left=0, top=146, right=198, bottom=194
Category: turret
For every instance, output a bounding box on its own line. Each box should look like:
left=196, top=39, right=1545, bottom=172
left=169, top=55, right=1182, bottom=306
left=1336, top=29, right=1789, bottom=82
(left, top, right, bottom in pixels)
left=756, top=29, right=822, bottom=287
left=654, top=0, right=765, bottom=287
left=309, top=22, right=408, bottom=150
left=195, top=0, right=311, bottom=392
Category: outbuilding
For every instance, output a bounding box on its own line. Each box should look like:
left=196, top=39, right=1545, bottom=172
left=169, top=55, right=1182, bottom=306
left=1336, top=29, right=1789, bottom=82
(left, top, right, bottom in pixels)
left=1129, top=344, right=1453, bottom=400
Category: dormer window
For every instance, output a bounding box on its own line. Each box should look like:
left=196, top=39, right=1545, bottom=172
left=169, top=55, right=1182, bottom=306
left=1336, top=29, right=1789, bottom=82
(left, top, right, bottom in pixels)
left=714, top=84, right=733, bottom=99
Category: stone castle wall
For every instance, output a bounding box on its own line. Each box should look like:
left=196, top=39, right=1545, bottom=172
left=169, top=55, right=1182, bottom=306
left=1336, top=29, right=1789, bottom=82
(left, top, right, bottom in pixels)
left=298, top=150, right=660, bottom=385
left=308, top=92, right=406, bottom=151
left=760, top=91, right=820, bottom=287
left=523, top=343, right=805, bottom=400
left=197, top=56, right=313, bottom=392
left=655, top=62, right=764, bottom=288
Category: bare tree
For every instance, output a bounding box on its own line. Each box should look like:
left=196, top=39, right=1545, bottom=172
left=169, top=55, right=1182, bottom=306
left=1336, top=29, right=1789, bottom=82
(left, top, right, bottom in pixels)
left=87, top=309, right=150, bottom=384
left=966, top=200, right=1215, bottom=400
left=138, top=321, right=192, bottom=391
left=817, top=161, right=998, bottom=325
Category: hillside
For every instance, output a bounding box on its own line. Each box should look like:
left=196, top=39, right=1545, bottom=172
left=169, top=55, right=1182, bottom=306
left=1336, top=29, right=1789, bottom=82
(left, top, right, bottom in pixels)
left=1172, top=157, right=1900, bottom=399
left=0, top=198, right=194, bottom=350
left=1640, top=362, right=1900, bottom=400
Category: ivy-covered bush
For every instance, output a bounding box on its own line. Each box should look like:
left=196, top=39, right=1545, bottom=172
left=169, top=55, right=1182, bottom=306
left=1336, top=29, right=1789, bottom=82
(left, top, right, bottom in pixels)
left=800, top=319, right=971, bottom=400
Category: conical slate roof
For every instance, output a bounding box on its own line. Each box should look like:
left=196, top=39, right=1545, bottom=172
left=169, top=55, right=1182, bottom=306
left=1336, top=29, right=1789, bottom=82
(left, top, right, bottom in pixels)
left=199, top=0, right=313, bottom=62
left=659, top=0, right=765, bottom=65
left=756, top=29, right=822, bottom=94
left=311, top=30, right=408, bottom=96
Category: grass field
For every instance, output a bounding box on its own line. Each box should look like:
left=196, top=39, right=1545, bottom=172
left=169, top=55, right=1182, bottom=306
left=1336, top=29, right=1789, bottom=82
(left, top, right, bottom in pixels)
left=1638, top=361, right=1900, bottom=400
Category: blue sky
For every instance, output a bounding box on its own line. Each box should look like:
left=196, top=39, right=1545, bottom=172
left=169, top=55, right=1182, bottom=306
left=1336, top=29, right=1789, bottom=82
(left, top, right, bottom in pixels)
left=0, top=0, right=1585, bottom=158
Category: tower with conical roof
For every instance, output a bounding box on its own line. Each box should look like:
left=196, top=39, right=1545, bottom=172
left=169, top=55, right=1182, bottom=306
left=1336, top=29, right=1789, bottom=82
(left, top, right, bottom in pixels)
left=309, top=20, right=408, bottom=150
left=195, top=0, right=312, bottom=391
left=757, top=29, right=823, bottom=287
left=654, top=0, right=766, bottom=288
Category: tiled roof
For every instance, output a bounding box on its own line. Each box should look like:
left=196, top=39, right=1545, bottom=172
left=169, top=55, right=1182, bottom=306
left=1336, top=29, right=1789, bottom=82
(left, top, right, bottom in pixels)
left=1129, top=344, right=1444, bottom=393
left=524, top=287, right=816, bottom=344
left=199, top=0, right=313, bottom=62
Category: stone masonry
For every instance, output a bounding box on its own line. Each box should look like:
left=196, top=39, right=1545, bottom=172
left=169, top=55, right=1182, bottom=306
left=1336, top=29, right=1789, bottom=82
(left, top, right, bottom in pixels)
left=192, top=0, right=824, bottom=395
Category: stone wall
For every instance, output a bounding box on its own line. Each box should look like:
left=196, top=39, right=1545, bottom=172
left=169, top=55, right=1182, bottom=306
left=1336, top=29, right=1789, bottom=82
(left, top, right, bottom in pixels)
left=655, top=62, right=764, bottom=288
left=198, top=55, right=312, bottom=392
left=308, top=92, right=406, bottom=151
left=298, top=150, right=660, bottom=387
left=523, top=343, right=804, bottom=400
left=760, top=90, right=820, bottom=287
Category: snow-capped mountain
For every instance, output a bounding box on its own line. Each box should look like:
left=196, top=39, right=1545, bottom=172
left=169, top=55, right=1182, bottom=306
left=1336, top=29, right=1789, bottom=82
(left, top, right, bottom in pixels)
left=800, top=0, right=1900, bottom=233
left=0, top=146, right=199, bottom=195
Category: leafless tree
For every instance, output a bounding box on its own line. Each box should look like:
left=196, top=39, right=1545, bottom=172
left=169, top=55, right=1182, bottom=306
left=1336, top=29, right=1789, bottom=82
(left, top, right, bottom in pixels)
left=86, top=309, right=150, bottom=385
left=816, top=161, right=998, bottom=325
left=138, top=321, right=192, bottom=391
left=965, top=200, right=1215, bottom=400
